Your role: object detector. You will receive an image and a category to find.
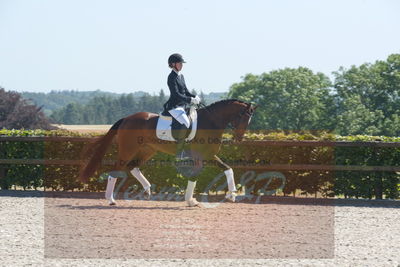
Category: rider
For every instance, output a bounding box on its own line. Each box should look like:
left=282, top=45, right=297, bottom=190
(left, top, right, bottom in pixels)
left=164, top=53, right=201, bottom=159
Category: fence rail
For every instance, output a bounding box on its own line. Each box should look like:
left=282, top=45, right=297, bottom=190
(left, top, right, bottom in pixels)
left=1, top=136, right=400, bottom=147
left=0, top=159, right=398, bottom=172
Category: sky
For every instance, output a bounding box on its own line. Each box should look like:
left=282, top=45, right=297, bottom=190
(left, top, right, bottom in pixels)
left=0, top=0, right=399, bottom=94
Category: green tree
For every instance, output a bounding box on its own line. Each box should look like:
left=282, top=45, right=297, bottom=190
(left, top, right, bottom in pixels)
left=228, top=67, right=333, bottom=131
left=333, top=54, right=400, bottom=136
left=158, top=89, right=167, bottom=106
left=200, top=91, right=206, bottom=105
left=62, top=103, right=81, bottom=124
left=335, top=95, right=384, bottom=135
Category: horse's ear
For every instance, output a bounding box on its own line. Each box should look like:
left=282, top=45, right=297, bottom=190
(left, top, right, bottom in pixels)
left=252, top=104, right=259, bottom=110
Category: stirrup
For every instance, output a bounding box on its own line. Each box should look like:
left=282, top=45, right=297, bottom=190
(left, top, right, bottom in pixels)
left=186, top=198, right=200, bottom=207
left=176, top=149, right=191, bottom=160
left=225, top=191, right=237, bottom=202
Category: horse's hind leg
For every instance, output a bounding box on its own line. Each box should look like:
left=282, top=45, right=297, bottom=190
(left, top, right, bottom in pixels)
left=105, top=167, right=130, bottom=206
left=105, top=148, right=138, bottom=205
left=105, top=175, right=118, bottom=205
left=129, top=146, right=156, bottom=200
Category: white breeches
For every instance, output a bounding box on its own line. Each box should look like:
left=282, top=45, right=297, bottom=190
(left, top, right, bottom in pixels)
left=169, top=106, right=190, bottom=128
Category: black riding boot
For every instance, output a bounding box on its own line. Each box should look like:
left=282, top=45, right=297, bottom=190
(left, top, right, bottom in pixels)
left=174, top=124, right=190, bottom=160
left=176, top=139, right=188, bottom=160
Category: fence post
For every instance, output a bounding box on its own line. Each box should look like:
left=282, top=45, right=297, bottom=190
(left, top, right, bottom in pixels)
left=0, top=141, right=7, bottom=189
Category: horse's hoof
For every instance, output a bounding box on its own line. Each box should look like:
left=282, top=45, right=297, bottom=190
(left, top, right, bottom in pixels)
left=144, top=188, right=151, bottom=200
left=225, top=191, right=237, bottom=202
left=108, top=199, right=116, bottom=205
left=186, top=198, right=200, bottom=207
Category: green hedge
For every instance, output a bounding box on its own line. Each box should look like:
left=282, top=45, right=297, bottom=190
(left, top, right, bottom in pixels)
left=0, top=129, right=399, bottom=199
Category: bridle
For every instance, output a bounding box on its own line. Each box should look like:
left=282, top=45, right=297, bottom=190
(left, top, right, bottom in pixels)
left=230, top=104, right=254, bottom=130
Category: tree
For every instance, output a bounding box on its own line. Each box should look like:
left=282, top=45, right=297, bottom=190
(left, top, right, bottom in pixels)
left=228, top=67, right=334, bottom=131
left=62, top=103, right=81, bottom=124
left=200, top=91, right=206, bottom=105
left=333, top=53, right=400, bottom=136
left=335, top=95, right=384, bottom=135
left=0, top=88, right=56, bottom=130
left=158, top=89, right=167, bottom=105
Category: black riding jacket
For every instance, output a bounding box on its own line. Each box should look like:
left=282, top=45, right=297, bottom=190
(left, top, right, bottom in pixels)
left=163, top=70, right=195, bottom=111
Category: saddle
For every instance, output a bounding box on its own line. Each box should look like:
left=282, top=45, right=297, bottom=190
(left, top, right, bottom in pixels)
left=156, top=106, right=198, bottom=142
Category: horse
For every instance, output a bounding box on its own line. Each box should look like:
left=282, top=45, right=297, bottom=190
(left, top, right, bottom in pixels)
left=79, top=99, right=257, bottom=206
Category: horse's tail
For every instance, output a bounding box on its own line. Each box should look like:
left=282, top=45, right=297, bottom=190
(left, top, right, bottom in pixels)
left=78, top=118, right=124, bottom=183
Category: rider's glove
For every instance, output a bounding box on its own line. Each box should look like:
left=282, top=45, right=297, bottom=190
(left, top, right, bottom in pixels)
left=191, top=96, right=201, bottom=105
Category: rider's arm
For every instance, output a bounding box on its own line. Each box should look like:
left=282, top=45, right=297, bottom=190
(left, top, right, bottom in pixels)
left=167, top=75, right=192, bottom=103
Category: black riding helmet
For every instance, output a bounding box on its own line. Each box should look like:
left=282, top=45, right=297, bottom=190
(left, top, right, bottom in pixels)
left=168, top=53, right=186, bottom=67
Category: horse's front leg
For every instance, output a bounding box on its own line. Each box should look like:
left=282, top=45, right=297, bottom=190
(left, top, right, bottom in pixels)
left=182, top=154, right=237, bottom=206
left=214, top=155, right=237, bottom=202
left=185, top=178, right=200, bottom=207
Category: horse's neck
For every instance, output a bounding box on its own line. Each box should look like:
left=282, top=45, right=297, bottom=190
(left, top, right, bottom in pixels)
left=199, top=103, right=237, bottom=129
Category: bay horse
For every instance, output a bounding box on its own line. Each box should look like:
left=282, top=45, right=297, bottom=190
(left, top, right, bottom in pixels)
left=79, top=99, right=257, bottom=206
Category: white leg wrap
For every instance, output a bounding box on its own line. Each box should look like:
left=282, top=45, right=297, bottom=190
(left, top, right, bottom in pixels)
left=185, top=180, right=196, bottom=202
left=130, top=168, right=151, bottom=190
left=105, top=175, right=117, bottom=203
left=224, top=168, right=237, bottom=192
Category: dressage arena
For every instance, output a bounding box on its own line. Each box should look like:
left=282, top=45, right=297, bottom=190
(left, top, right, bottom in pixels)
left=1, top=190, right=399, bottom=266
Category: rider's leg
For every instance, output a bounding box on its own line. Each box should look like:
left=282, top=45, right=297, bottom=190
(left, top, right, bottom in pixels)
left=174, top=114, right=190, bottom=159
left=169, top=107, right=190, bottom=128
left=175, top=113, right=190, bottom=128
left=169, top=107, right=191, bottom=159
left=175, top=124, right=189, bottom=159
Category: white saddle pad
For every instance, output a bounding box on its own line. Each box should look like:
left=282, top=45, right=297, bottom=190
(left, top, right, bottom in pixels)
left=156, top=106, right=198, bottom=142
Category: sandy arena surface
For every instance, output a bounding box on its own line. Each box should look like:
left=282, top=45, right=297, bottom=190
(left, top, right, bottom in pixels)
left=0, top=190, right=399, bottom=267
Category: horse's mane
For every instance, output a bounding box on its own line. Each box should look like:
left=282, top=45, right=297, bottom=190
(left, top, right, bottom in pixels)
left=202, top=99, right=248, bottom=111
